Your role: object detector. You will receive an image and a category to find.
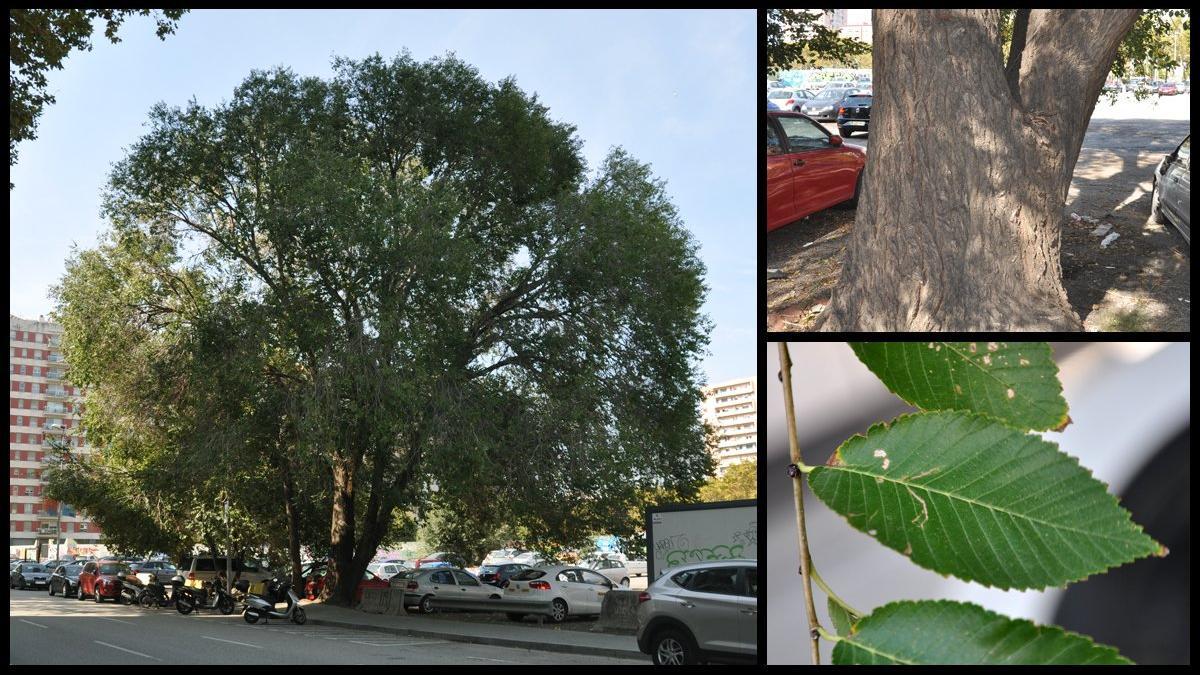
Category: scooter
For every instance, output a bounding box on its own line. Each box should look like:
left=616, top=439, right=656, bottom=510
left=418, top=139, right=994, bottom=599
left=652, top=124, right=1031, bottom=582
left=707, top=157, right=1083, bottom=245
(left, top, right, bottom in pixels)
left=118, top=575, right=144, bottom=606
left=175, top=576, right=236, bottom=615
left=137, top=573, right=174, bottom=609
left=242, top=576, right=306, bottom=625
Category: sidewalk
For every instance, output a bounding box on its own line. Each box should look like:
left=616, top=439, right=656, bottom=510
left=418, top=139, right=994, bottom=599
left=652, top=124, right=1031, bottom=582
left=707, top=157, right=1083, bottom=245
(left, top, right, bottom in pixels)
left=299, top=600, right=646, bottom=661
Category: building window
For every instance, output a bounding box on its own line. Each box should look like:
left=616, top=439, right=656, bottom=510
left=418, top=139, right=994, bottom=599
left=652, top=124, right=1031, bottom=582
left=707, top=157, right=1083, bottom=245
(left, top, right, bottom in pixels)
left=79, top=522, right=88, bottom=531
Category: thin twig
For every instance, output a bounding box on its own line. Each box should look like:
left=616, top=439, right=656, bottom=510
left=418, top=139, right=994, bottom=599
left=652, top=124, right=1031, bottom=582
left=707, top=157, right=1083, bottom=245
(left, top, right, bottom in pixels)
left=778, top=342, right=821, bottom=664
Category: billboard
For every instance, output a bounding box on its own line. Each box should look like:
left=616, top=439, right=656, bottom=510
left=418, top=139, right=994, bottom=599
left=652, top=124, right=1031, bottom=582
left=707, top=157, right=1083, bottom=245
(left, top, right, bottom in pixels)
left=645, top=499, right=757, bottom=581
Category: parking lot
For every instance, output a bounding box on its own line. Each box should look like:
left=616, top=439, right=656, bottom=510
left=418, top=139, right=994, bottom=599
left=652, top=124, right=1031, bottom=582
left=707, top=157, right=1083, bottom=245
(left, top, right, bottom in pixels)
left=8, top=589, right=645, bottom=665
left=768, top=91, right=1190, bottom=331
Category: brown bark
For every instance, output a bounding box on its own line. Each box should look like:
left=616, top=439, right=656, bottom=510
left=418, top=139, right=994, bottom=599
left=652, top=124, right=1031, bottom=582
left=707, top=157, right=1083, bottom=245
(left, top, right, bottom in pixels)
left=820, top=9, right=1140, bottom=331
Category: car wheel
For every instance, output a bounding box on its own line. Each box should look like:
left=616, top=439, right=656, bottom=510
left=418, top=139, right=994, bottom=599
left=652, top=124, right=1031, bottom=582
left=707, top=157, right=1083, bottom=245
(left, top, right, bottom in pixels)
left=49, top=583, right=55, bottom=596
left=651, top=628, right=699, bottom=665
left=620, top=578, right=630, bottom=588
left=78, top=585, right=87, bottom=601
left=19, top=577, right=26, bottom=590
left=841, top=128, right=853, bottom=138
left=549, top=598, right=568, bottom=623
left=419, top=594, right=435, bottom=614
left=95, top=588, right=103, bottom=603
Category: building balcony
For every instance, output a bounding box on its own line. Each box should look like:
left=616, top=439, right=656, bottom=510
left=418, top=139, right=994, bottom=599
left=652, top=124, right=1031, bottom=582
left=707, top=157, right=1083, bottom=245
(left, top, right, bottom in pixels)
left=46, top=388, right=71, bottom=400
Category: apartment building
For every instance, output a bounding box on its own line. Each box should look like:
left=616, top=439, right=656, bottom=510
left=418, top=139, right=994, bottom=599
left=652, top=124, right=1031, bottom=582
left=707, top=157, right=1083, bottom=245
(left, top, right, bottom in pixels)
left=701, top=376, right=758, bottom=473
left=9, top=314, right=99, bottom=558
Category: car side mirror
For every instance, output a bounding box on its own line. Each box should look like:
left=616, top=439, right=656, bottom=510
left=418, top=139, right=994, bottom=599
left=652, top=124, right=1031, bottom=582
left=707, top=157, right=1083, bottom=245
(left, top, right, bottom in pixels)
left=828, top=135, right=844, bottom=146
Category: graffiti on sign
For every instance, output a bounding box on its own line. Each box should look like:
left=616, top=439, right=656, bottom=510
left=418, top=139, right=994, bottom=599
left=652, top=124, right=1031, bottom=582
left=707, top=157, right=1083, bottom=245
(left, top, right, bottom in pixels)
left=665, top=544, right=747, bottom=566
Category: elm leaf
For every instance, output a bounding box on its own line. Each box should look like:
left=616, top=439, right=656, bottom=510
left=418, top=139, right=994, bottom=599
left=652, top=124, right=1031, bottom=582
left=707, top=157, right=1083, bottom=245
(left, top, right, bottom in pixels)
left=828, top=597, right=859, bottom=637
left=849, top=341, right=1069, bottom=431
left=831, top=600, right=1133, bottom=664
left=808, top=411, right=1164, bottom=590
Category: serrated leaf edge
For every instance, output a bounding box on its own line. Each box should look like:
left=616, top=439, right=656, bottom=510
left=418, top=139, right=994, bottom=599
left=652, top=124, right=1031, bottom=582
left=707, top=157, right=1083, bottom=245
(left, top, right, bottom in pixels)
left=834, top=599, right=1134, bottom=665
left=812, top=411, right=1165, bottom=591
left=849, top=341, right=1070, bottom=432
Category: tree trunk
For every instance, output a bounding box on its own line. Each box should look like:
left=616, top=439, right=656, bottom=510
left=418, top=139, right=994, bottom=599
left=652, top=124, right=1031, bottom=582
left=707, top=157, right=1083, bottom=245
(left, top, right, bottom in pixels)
left=820, top=9, right=1140, bottom=331
left=326, top=458, right=358, bottom=606
left=278, top=450, right=304, bottom=592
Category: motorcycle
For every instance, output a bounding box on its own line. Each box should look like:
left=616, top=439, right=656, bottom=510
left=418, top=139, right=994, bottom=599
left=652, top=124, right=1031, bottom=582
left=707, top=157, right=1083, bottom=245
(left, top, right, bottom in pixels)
left=242, top=576, right=306, bottom=625
left=137, top=573, right=174, bottom=609
left=175, top=576, right=236, bottom=615
left=118, top=575, right=144, bottom=606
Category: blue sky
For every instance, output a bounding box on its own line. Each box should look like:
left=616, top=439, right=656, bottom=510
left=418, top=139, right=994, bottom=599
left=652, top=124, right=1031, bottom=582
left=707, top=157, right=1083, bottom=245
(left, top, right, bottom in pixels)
left=9, top=9, right=755, bottom=386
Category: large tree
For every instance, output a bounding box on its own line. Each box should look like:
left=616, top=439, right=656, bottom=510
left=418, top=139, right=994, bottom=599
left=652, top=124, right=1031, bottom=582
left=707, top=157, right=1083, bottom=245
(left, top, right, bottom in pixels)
left=9, top=9, right=187, bottom=175
left=66, top=52, right=713, bottom=606
left=818, top=9, right=1144, bottom=331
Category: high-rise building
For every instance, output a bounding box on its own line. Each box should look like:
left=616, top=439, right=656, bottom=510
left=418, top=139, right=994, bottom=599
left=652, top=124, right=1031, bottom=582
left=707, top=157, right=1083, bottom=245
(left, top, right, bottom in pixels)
left=9, top=315, right=100, bottom=558
left=701, top=376, right=758, bottom=473
left=820, top=9, right=873, bottom=44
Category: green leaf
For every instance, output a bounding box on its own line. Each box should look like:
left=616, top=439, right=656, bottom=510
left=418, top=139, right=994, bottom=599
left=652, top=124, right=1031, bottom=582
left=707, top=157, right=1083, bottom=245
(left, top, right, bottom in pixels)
left=809, top=411, right=1164, bottom=590
left=849, top=341, right=1070, bottom=431
left=828, top=596, right=859, bottom=637
left=831, top=600, right=1133, bottom=664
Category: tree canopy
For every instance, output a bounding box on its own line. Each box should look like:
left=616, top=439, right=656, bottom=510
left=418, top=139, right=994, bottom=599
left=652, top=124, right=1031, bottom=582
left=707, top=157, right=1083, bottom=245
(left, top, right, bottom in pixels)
left=9, top=9, right=187, bottom=176
left=50, top=51, right=715, bottom=604
left=698, top=460, right=756, bottom=502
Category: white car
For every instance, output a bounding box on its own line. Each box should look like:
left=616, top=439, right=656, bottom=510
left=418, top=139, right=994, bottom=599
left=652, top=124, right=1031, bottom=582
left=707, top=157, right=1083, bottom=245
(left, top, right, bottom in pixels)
left=585, top=558, right=632, bottom=587
left=625, top=559, right=648, bottom=578
left=511, top=551, right=559, bottom=567
left=481, top=548, right=525, bottom=566
left=392, top=567, right=502, bottom=614
left=367, top=561, right=409, bottom=579
left=504, top=565, right=615, bottom=623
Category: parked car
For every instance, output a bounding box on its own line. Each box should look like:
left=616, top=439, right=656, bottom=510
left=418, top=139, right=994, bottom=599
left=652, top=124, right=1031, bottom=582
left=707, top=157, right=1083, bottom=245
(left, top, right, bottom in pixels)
left=476, top=562, right=532, bottom=587
left=626, top=559, right=648, bottom=577
left=10, top=562, right=52, bottom=590
left=413, top=552, right=469, bottom=569
left=511, top=551, right=560, bottom=567
left=767, top=88, right=816, bottom=113
left=1157, top=82, right=1179, bottom=96
left=585, top=558, right=632, bottom=587
left=836, top=92, right=873, bottom=138
left=366, top=561, right=409, bottom=580
left=301, top=562, right=390, bottom=603
left=766, top=110, right=866, bottom=232
left=48, top=564, right=83, bottom=597
left=636, top=559, right=758, bottom=665
left=130, top=560, right=177, bottom=586
left=800, top=86, right=865, bottom=122
left=504, top=565, right=615, bottom=623
left=182, top=556, right=272, bottom=587
left=78, top=560, right=132, bottom=602
left=1151, top=135, right=1190, bottom=244
left=481, top=548, right=526, bottom=566
left=392, top=567, right=503, bottom=613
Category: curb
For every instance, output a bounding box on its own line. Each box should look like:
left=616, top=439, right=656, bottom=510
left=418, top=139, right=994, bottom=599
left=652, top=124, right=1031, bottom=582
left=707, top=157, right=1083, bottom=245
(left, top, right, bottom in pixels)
left=305, top=616, right=646, bottom=661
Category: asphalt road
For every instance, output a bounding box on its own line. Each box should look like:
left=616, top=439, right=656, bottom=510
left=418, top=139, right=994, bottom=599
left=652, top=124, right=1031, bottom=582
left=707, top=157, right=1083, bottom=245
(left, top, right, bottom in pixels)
left=9, top=590, right=645, bottom=665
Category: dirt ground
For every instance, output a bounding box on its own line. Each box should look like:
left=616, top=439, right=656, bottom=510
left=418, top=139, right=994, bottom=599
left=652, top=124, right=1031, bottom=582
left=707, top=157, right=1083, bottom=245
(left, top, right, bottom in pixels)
left=767, top=94, right=1191, bottom=332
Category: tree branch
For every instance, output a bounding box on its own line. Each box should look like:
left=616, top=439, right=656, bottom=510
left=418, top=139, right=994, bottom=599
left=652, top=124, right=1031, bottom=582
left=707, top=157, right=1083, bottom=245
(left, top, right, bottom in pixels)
left=1005, top=9, right=1031, bottom=106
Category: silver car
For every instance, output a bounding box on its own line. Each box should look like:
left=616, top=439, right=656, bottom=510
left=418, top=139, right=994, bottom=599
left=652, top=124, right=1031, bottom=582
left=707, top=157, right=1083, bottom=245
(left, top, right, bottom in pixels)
left=10, top=563, right=52, bottom=590
left=391, top=567, right=502, bottom=613
left=800, top=87, right=864, bottom=122
left=1151, top=135, right=1190, bottom=243
left=636, top=559, right=757, bottom=665
left=585, top=558, right=631, bottom=587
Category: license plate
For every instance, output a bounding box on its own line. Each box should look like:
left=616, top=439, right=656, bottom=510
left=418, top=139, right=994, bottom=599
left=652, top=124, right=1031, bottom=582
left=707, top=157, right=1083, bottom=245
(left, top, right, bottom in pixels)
left=34, top=581, right=47, bottom=585
left=844, top=121, right=865, bottom=127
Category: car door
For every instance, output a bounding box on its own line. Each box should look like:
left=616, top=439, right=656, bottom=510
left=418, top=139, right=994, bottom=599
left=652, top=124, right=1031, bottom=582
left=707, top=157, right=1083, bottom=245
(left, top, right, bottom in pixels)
left=554, top=569, right=592, bottom=611
left=767, top=119, right=797, bottom=232
left=672, top=566, right=745, bottom=654
left=1162, top=137, right=1190, bottom=236
left=577, top=569, right=613, bottom=613
left=452, top=569, right=494, bottom=601
left=80, top=562, right=97, bottom=595
left=428, top=569, right=455, bottom=598
left=774, top=114, right=860, bottom=221
left=736, top=567, right=759, bottom=655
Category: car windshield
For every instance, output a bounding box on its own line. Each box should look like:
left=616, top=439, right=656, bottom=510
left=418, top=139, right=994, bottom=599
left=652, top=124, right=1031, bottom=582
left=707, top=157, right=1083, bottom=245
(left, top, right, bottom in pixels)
left=479, top=565, right=499, bottom=573
left=817, top=88, right=852, bottom=99
left=99, top=564, right=131, bottom=575
left=844, top=95, right=872, bottom=105
left=23, top=565, right=45, bottom=573
left=510, top=569, right=547, bottom=581
left=63, top=565, right=82, bottom=574
left=767, top=90, right=794, bottom=100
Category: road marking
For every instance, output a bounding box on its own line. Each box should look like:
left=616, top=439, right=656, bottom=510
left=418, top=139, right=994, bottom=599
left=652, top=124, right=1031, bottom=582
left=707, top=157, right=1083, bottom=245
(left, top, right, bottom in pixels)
left=100, top=617, right=136, bottom=625
left=19, top=619, right=48, bottom=629
left=467, top=656, right=519, bottom=663
left=348, top=640, right=449, bottom=647
left=93, top=641, right=163, bottom=661
left=201, top=635, right=262, bottom=649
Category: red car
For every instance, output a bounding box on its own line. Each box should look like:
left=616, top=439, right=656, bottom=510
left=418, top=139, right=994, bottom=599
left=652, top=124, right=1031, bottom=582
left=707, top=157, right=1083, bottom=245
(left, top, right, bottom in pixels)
left=767, top=110, right=866, bottom=232
left=77, top=559, right=132, bottom=603
left=302, top=564, right=388, bottom=603
left=1157, top=82, right=1178, bottom=96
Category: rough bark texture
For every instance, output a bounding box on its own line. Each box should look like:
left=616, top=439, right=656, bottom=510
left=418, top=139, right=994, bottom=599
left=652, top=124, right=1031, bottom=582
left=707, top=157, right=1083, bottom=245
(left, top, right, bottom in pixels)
left=820, top=9, right=1140, bottom=331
